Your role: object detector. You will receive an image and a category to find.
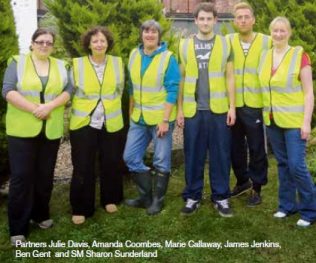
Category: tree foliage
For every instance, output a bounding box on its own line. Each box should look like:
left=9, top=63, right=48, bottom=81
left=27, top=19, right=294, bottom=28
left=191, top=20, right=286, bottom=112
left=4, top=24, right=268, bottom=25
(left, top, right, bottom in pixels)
left=247, top=0, right=316, bottom=75
left=0, top=0, right=19, bottom=177
left=44, top=0, right=176, bottom=62
left=44, top=0, right=177, bottom=128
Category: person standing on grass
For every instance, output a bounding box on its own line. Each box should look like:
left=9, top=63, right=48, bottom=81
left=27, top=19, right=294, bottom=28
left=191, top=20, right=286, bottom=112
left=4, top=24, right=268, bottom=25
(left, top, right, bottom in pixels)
left=177, top=3, right=235, bottom=217
left=2, top=28, right=71, bottom=246
left=227, top=2, right=270, bottom=206
left=69, top=26, right=125, bottom=225
left=258, top=16, right=316, bottom=227
left=123, top=20, right=180, bottom=215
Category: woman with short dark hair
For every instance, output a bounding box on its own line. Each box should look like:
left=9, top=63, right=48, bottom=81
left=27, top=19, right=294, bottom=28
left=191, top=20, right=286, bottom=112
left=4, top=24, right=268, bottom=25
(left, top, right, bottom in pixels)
left=69, top=26, right=125, bottom=224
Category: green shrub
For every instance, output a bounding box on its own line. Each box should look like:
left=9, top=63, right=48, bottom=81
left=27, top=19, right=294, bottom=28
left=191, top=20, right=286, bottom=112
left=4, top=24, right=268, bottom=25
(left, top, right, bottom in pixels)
left=0, top=0, right=19, bottom=177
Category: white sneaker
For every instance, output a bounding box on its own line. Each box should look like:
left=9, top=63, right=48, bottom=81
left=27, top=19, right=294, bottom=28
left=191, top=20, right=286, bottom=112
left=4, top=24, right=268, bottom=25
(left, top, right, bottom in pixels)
left=10, top=235, right=26, bottom=246
left=213, top=199, right=233, bottom=218
left=181, top=198, right=200, bottom=215
left=38, top=219, right=53, bottom=229
left=273, top=211, right=287, bottom=218
left=297, top=219, right=311, bottom=227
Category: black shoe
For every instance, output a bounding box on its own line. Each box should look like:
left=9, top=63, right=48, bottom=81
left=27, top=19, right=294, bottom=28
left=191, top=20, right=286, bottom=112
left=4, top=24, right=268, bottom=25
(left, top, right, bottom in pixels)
left=213, top=199, right=233, bottom=217
left=181, top=198, right=200, bottom=215
left=230, top=181, right=252, bottom=197
left=247, top=190, right=262, bottom=207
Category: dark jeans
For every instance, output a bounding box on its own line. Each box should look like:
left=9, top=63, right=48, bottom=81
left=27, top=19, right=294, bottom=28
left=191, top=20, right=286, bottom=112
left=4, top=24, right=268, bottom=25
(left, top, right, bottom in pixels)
left=70, top=126, right=124, bottom=217
left=182, top=110, right=231, bottom=201
left=267, top=124, right=316, bottom=222
left=231, top=107, right=268, bottom=189
left=7, top=134, right=60, bottom=236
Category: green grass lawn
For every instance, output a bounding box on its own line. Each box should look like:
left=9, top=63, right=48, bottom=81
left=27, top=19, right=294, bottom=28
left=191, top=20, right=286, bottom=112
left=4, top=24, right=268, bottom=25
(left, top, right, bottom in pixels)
left=0, top=157, right=316, bottom=263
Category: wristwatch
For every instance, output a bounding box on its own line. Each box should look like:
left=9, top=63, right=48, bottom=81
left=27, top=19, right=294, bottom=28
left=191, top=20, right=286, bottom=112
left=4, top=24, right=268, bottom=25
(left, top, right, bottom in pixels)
left=163, top=119, right=169, bottom=123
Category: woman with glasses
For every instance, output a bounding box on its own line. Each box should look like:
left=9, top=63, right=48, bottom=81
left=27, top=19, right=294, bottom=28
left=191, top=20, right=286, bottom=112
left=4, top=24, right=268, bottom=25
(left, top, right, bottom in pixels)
left=2, top=28, right=71, bottom=245
left=69, top=26, right=124, bottom=225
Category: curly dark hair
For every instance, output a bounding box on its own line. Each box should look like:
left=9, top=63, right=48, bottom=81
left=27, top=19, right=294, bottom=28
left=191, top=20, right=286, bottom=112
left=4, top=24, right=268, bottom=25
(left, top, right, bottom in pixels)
left=81, top=26, right=114, bottom=54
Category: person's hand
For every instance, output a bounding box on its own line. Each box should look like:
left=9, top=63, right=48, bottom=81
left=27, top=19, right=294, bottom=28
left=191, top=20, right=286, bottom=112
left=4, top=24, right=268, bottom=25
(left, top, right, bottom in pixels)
left=177, top=110, right=184, bottom=128
left=301, top=122, right=311, bottom=140
left=33, top=103, right=53, bottom=120
left=226, top=107, right=236, bottom=126
left=156, top=122, right=169, bottom=138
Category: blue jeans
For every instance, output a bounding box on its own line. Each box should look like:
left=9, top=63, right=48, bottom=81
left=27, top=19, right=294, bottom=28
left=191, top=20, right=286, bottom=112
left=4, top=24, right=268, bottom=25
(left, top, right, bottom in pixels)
left=123, top=120, right=174, bottom=173
left=267, top=124, right=316, bottom=222
left=182, top=111, right=231, bottom=201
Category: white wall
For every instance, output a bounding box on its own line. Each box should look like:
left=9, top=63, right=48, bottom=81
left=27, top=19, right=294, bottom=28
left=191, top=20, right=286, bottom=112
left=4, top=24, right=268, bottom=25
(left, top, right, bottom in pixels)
left=11, top=0, right=37, bottom=54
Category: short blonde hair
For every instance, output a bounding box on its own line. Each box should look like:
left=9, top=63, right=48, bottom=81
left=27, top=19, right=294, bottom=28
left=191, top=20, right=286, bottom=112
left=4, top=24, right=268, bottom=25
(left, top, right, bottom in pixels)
left=233, top=2, right=254, bottom=16
left=269, top=16, right=292, bottom=36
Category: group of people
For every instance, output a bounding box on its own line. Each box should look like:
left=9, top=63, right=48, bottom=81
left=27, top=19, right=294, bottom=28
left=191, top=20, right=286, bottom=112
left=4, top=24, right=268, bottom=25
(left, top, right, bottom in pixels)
left=2, top=1, right=316, bottom=246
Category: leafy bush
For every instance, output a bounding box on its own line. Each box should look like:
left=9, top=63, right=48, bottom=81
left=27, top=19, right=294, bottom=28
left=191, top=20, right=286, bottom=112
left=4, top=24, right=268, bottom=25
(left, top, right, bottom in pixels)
left=0, top=0, right=18, bottom=177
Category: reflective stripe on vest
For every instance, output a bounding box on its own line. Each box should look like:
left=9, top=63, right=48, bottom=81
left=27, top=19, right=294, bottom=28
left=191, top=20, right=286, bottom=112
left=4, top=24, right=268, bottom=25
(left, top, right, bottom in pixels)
left=179, top=36, right=230, bottom=117
left=228, top=33, right=271, bottom=108
left=258, top=46, right=304, bottom=128
left=6, top=53, right=67, bottom=139
left=70, top=55, right=124, bottom=132
left=128, top=48, right=176, bottom=125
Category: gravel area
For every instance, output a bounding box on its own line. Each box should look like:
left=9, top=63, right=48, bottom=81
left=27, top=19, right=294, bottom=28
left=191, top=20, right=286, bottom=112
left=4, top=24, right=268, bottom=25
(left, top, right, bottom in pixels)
left=54, top=126, right=184, bottom=181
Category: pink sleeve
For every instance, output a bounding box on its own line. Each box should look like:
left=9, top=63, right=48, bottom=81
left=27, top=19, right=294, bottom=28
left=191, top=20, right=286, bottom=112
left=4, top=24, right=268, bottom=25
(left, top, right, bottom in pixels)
left=301, top=52, right=311, bottom=69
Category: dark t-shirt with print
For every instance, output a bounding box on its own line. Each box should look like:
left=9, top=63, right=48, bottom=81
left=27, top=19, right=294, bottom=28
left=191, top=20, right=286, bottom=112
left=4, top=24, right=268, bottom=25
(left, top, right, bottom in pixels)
left=194, top=35, right=215, bottom=110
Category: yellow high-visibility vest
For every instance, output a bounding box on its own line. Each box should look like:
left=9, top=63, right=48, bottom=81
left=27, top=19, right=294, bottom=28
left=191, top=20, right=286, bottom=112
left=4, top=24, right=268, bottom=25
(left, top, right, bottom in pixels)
left=258, top=46, right=304, bottom=128
left=179, top=35, right=230, bottom=117
left=128, top=48, right=176, bottom=125
left=70, top=55, right=124, bottom=132
left=227, top=33, right=271, bottom=108
left=6, top=53, right=68, bottom=139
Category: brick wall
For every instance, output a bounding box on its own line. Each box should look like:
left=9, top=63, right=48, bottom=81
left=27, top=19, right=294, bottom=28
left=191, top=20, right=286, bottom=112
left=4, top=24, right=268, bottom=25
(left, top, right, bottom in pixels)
left=163, top=0, right=240, bottom=14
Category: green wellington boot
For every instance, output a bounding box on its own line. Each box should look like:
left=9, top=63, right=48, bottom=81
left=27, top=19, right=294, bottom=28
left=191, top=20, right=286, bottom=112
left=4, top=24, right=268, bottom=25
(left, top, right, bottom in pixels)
left=147, top=171, right=170, bottom=215
left=125, top=171, right=152, bottom=208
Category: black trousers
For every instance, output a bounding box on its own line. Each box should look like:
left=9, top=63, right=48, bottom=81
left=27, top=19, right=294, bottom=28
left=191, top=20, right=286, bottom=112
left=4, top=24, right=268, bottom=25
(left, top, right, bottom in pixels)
left=231, top=106, right=268, bottom=188
left=7, top=134, right=60, bottom=236
left=70, top=126, right=124, bottom=217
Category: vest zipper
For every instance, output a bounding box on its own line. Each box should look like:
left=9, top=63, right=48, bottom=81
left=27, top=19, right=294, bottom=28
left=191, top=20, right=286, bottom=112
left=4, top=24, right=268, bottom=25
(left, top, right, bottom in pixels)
left=140, top=55, right=145, bottom=119
left=88, top=57, right=107, bottom=121
left=239, top=34, right=257, bottom=107
left=268, top=48, right=291, bottom=122
left=31, top=56, right=50, bottom=135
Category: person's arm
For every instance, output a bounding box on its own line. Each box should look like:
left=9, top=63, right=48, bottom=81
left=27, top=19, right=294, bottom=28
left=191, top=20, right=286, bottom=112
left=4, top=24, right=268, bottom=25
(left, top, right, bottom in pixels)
left=176, top=64, right=185, bottom=128
left=129, top=95, right=134, bottom=117
left=32, top=92, right=70, bottom=119
left=157, top=102, right=174, bottom=137
left=3, top=60, right=39, bottom=114
left=226, top=60, right=236, bottom=126
left=157, top=55, right=180, bottom=137
left=300, top=64, right=314, bottom=140
left=6, top=91, right=38, bottom=113
left=33, top=67, right=72, bottom=119
left=127, top=71, right=134, bottom=117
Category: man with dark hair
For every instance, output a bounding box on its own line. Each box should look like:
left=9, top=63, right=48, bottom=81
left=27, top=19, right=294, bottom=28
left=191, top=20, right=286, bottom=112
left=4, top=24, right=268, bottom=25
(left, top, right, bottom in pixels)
left=177, top=3, right=235, bottom=217
left=227, top=2, right=270, bottom=206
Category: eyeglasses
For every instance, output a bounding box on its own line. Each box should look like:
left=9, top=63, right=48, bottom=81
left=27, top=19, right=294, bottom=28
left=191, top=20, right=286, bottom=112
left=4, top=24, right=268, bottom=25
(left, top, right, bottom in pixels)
left=33, top=40, right=54, bottom=47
